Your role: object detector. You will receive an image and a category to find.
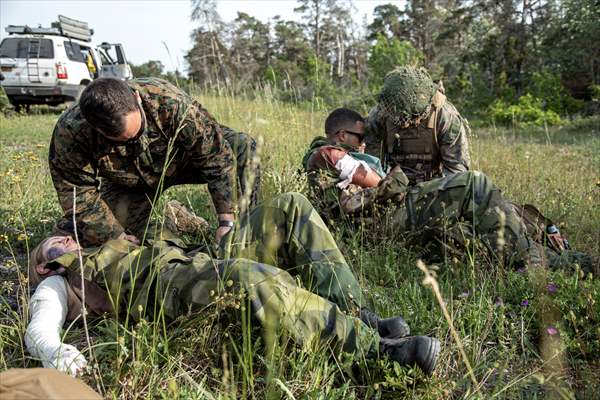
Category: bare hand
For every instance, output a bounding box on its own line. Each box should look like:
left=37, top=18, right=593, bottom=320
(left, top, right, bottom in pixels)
left=118, top=232, right=140, bottom=245
left=215, top=225, right=232, bottom=244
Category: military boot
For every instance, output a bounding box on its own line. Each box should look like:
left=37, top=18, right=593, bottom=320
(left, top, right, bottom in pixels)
left=379, top=336, right=440, bottom=375
left=164, top=200, right=209, bottom=235
left=360, top=308, right=410, bottom=339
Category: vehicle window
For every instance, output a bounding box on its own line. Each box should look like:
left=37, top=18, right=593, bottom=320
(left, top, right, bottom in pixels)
left=64, top=41, right=85, bottom=62
left=0, top=38, right=54, bottom=59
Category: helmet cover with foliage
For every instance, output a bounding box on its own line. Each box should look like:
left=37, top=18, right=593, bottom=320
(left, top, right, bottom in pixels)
left=378, top=66, right=437, bottom=127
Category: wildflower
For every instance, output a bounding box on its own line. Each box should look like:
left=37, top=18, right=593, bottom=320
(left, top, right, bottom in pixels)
left=17, top=233, right=27, bottom=241
left=494, top=297, right=504, bottom=307
left=458, top=291, right=469, bottom=299
left=517, top=266, right=527, bottom=274
left=546, top=283, right=558, bottom=294
left=546, top=326, right=558, bottom=336
left=521, top=299, right=529, bottom=307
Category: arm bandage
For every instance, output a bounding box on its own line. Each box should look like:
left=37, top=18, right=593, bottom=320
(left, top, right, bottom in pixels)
left=25, top=275, right=87, bottom=376
left=335, top=154, right=371, bottom=189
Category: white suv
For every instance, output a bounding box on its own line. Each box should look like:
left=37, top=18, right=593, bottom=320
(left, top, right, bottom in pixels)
left=0, top=15, right=132, bottom=109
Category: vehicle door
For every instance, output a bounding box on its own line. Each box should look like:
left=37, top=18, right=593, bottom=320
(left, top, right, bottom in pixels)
left=97, top=43, right=132, bottom=80
left=62, top=40, right=94, bottom=82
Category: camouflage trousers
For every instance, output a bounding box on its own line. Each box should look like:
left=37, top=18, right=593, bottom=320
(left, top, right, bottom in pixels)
left=391, top=171, right=537, bottom=267
left=56, top=129, right=259, bottom=243
left=152, top=193, right=376, bottom=355
left=0, top=85, right=15, bottom=116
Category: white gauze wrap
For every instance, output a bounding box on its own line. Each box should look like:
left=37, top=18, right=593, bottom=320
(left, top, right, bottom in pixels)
left=25, top=275, right=88, bottom=376
left=335, top=154, right=370, bottom=189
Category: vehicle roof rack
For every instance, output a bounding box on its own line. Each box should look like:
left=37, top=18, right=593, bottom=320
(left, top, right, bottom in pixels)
left=5, top=15, right=93, bottom=42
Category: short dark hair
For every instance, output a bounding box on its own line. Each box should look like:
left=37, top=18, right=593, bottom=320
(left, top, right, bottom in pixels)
left=324, top=108, right=364, bottom=136
left=79, top=78, right=138, bottom=137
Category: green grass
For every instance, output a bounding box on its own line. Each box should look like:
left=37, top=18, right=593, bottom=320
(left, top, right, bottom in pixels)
left=0, top=96, right=599, bottom=399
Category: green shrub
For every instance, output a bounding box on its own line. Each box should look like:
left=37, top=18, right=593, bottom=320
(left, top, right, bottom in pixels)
left=489, top=94, right=562, bottom=126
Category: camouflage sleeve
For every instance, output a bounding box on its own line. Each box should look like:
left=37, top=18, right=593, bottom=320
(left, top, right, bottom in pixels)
left=364, top=106, right=387, bottom=160
left=49, top=123, right=125, bottom=244
left=436, top=101, right=471, bottom=175
left=172, top=100, right=236, bottom=214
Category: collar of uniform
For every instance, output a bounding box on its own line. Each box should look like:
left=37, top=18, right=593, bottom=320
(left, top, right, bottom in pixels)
left=47, top=251, right=82, bottom=268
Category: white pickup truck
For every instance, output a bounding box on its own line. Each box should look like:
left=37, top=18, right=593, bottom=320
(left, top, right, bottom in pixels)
left=0, top=15, right=132, bottom=110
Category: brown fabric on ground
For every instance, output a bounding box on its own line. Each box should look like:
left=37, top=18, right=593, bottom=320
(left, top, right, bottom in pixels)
left=0, top=368, right=101, bottom=400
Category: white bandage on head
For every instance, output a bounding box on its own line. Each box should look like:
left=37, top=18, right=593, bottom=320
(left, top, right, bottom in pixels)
left=25, top=275, right=88, bottom=376
left=335, top=154, right=370, bottom=189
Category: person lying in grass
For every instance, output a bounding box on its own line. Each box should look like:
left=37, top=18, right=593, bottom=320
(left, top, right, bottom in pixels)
left=303, top=108, right=598, bottom=274
left=25, top=193, right=440, bottom=378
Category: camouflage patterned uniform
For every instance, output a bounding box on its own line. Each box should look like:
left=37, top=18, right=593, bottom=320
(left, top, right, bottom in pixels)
left=40, top=193, right=377, bottom=357
left=365, top=67, right=471, bottom=184
left=49, top=77, right=260, bottom=246
left=304, top=140, right=539, bottom=267
left=0, top=72, right=15, bottom=116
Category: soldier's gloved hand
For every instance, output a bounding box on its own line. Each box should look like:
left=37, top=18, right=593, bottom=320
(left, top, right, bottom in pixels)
left=44, top=344, right=88, bottom=377
left=117, top=232, right=140, bottom=245
left=377, top=166, right=410, bottom=202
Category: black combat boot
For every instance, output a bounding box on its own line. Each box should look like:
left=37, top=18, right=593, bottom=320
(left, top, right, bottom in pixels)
left=379, top=336, right=440, bottom=375
left=360, top=308, right=410, bottom=339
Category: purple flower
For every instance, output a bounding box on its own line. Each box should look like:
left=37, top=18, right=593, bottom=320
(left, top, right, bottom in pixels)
left=521, top=299, right=529, bottom=307
left=517, top=266, right=527, bottom=274
left=546, top=283, right=558, bottom=294
left=494, top=297, right=504, bottom=307
left=546, top=326, right=558, bottom=336
left=459, top=291, right=470, bottom=299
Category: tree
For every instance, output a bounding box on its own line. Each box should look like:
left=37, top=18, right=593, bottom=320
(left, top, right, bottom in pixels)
left=367, top=34, right=424, bottom=91
left=189, top=0, right=230, bottom=85
left=131, top=60, right=165, bottom=78
left=229, top=12, right=271, bottom=84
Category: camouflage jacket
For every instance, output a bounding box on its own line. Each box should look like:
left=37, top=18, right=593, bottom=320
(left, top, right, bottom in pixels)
left=303, top=137, right=409, bottom=221
left=49, top=77, right=235, bottom=244
left=364, top=92, right=471, bottom=184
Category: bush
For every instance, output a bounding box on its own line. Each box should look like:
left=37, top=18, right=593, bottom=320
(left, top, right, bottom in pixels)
left=489, top=94, right=562, bottom=127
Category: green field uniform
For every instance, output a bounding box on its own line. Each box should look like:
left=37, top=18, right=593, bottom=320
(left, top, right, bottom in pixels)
left=0, top=74, right=15, bottom=116
left=364, top=99, right=471, bottom=185
left=46, top=193, right=376, bottom=356
left=49, top=77, right=259, bottom=246
left=304, top=141, right=539, bottom=267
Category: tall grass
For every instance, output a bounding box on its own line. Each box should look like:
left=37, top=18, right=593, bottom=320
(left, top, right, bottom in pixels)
left=0, top=93, right=599, bottom=399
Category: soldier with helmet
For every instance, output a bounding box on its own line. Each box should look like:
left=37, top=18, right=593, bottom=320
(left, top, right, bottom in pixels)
left=365, top=66, right=471, bottom=184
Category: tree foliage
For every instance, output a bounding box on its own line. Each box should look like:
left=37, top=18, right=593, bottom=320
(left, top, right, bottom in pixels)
left=182, top=0, right=600, bottom=120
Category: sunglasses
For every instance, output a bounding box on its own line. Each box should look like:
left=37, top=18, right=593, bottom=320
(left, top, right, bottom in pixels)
left=338, top=129, right=365, bottom=143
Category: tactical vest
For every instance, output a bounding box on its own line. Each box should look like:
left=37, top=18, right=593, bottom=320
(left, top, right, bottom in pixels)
left=383, top=90, right=447, bottom=184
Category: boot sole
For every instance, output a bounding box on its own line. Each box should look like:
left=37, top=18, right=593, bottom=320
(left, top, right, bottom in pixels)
left=418, top=337, right=440, bottom=375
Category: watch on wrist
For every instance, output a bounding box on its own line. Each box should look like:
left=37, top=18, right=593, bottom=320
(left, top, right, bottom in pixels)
left=218, top=220, right=234, bottom=228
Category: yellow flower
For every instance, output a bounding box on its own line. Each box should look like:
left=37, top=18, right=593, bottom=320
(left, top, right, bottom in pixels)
left=17, top=233, right=27, bottom=241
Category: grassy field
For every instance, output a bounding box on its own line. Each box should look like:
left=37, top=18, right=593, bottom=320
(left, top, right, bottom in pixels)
left=0, top=95, right=599, bottom=399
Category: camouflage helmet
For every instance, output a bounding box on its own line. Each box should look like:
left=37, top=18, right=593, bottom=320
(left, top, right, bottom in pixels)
left=378, top=66, right=437, bottom=127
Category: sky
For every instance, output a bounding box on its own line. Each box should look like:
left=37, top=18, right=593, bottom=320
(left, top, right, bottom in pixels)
left=1, top=0, right=403, bottom=73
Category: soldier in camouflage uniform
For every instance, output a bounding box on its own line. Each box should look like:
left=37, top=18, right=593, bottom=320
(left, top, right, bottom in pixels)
left=49, top=77, right=260, bottom=247
left=365, top=67, right=471, bottom=185
left=0, top=72, right=16, bottom=116
left=304, top=109, right=598, bottom=273
left=26, top=193, right=440, bottom=376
